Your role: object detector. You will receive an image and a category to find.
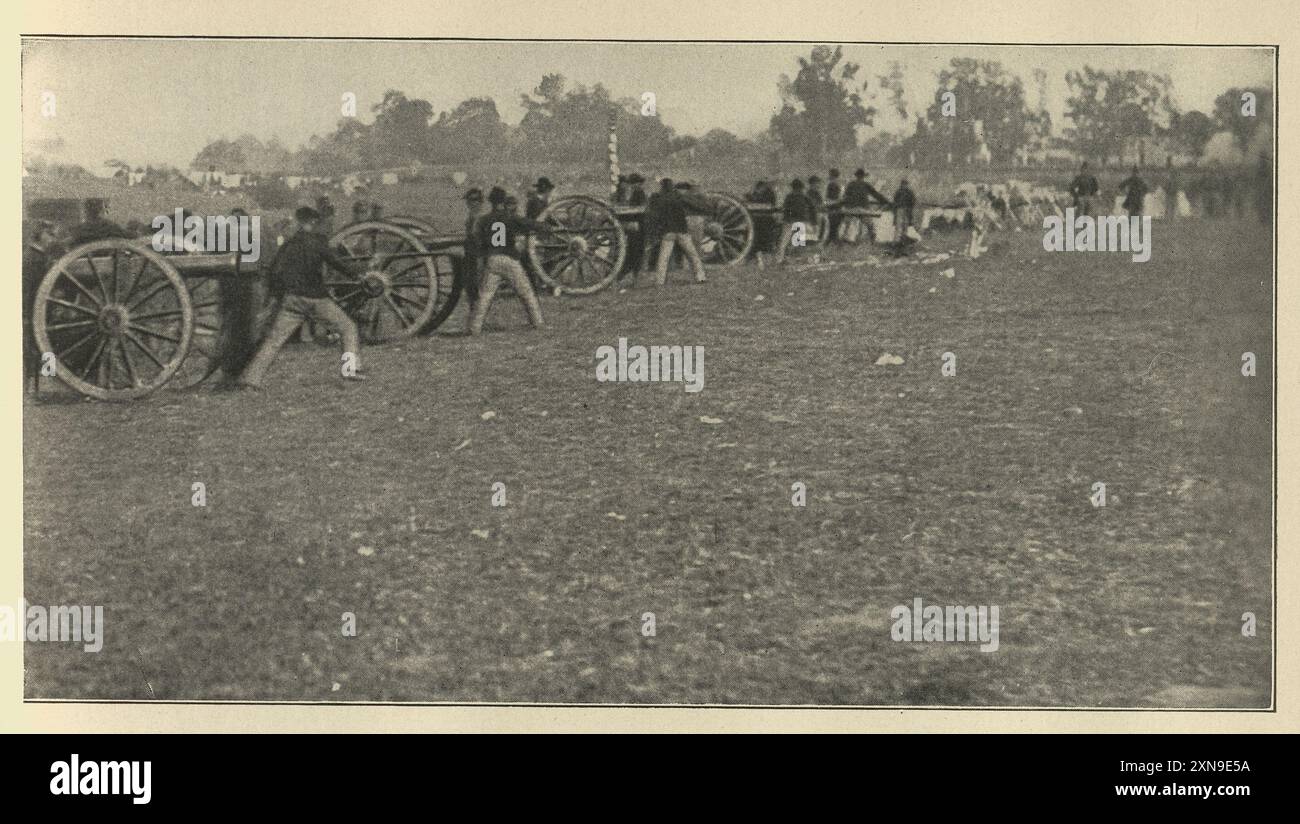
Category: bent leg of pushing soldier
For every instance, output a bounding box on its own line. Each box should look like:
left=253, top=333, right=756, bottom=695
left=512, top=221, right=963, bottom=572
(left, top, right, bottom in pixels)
left=469, top=255, right=544, bottom=335
left=773, top=221, right=797, bottom=265
left=460, top=257, right=482, bottom=334
left=655, top=232, right=705, bottom=285
left=675, top=232, right=705, bottom=283
left=240, top=295, right=363, bottom=387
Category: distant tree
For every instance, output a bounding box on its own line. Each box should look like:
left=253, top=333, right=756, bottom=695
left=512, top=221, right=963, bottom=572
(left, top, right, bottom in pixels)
left=191, top=138, right=247, bottom=171
left=692, top=128, right=758, bottom=162
left=369, top=90, right=435, bottom=167
left=768, top=45, right=875, bottom=163
left=1167, top=110, right=1216, bottom=161
left=875, top=60, right=908, bottom=121
left=516, top=74, right=679, bottom=163
left=518, top=74, right=613, bottom=161
left=915, top=59, right=1036, bottom=165
left=298, top=118, right=370, bottom=174
left=429, top=97, right=508, bottom=164
left=1064, top=67, right=1176, bottom=162
left=1212, top=86, right=1273, bottom=151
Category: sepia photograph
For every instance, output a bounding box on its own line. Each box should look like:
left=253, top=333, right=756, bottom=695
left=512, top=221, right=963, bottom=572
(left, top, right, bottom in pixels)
left=17, top=33, right=1274, bottom=709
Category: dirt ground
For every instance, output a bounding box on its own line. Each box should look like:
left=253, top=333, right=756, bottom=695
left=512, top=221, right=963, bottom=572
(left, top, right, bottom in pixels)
left=22, top=215, right=1273, bottom=706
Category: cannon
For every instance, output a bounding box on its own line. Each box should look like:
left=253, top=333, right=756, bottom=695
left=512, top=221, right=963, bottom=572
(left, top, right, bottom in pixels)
left=29, top=207, right=466, bottom=401
left=525, top=191, right=755, bottom=295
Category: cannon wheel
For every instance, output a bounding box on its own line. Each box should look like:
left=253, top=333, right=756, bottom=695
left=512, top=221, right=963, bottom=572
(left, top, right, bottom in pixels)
left=336, top=217, right=459, bottom=333
left=328, top=221, right=449, bottom=341
left=387, top=215, right=438, bottom=240
left=33, top=239, right=193, bottom=401
left=168, top=265, right=232, bottom=389
left=697, top=191, right=755, bottom=267
left=527, top=195, right=626, bottom=295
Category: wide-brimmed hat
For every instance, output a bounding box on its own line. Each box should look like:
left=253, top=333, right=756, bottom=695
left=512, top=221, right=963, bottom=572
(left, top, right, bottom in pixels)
left=463, top=187, right=484, bottom=202
left=534, top=177, right=555, bottom=192
left=488, top=186, right=509, bottom=205
left=854, top=168, right=867, bottom=178
left=627, top=173, right=645, bottom=184
left=294, top=206, right=321, bottom=222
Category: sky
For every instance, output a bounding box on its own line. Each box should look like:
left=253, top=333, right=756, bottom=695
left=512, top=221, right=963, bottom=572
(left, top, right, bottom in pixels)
left=21, top=39, right=1274, bottom=171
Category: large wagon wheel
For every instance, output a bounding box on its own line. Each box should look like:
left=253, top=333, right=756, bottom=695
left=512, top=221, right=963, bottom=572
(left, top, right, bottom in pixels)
left=33, top=239, right=193, bottom=401
left=327, top=221, right=449, bottom=341
left=527, top=195, right=626, bottom=295
left=377, top=217, right=461, bottom=331
left=696, top=191, right=755, bottom=267
left=168, top=262, right=232, bottom=389
left=387, top=215, right=438, bottom=241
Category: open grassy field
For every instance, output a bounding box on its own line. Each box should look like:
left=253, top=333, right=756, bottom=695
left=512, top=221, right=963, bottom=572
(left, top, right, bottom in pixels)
left=22, top=213, right=1272, bottom=706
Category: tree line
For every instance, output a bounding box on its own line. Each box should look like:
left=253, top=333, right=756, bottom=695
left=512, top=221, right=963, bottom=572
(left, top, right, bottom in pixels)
left=185, top=45, right=1272, bottom=175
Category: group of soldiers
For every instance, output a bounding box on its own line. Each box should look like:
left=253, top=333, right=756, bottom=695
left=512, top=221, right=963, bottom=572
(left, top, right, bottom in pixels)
left=743, top=168, right=915, bottom=257
left=1065, top=156, right=1274, bottom=223
left=24, top=152, right=1274, bottom=395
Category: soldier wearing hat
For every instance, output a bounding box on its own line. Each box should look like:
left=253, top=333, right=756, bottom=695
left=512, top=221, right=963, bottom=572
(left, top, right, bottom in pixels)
left=744, top=179, right=778, bottom=254
left=642, top=178, right=707, bottom=285
left=840, top=168, right=892, bottom=243
left=23, top=220, right=59, bottom=392
left=774, top=178, right=817, bottom=265
left=892, top=177, right=917, bottom=241
left=69, top=198, right=131, bottom=246
left=236, top=206, right=366, bottom=389
left=467, top=186, right=546, bottom=336
left=350, top=200, right=370, bottom=226
left=626, top=173, right=648, bottom=207
left=525, top=177, right=555, bottom=220
left=1068, top=162, right=1100, bottom=216
left=315, top=195, right=337, bottom=237
left=458, top=187, right=487, bottom=331
left=614, top=174, right=630, bottom=205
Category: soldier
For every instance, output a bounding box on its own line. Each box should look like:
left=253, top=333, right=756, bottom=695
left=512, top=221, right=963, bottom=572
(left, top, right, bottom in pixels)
left=627, top=173, right=648, bottom=207
left=1255, top=152, right=1272, bottom=226
left=747, top=179, right=777, bottom=206
left=350, top=200, right=370, bottom=225
left=825, top=169, right=844, bottom=244
left=315, top=195, right=337, bottom=237
left=614, top=174, right=630, bottom=205
left=1068, top=161, right=1099, bottom=216
left=1119, top=167, right=1148, bottom=217
left=525, top=176, right=555, bottom=220
left=69, top=198, right=131, bottom=246
left=840, top=168, right=891, bottom=243
left=459, top=187, right=486, bottom=333
left=892, top=177, right=917, bottom=240
left=773, top=178, right=817, bottom=265
left=746, top=179, right=778, bottom=254
left=370, top=203, right=385, bottom=222
left=235, top=206, right=366, bottom=389
left=637, top=179, right=667, bottom=278
left=469, top=187, right=546, bottom=335
left=650, top=178, right=707, bottom=285
left=23, top=220, right=58, bottom=393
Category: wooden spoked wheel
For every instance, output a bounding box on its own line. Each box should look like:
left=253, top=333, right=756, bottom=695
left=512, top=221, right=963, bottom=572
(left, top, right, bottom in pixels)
left=168, top=266, right=229, bottom=389
left=527, top=196, right=627, bottom=295
left=327, top=221, right=445, bottom=342
left=387, top=216, right=438, bottom=242
left=33, top=239, right=193, bottom=401
left=696, top=192, right=755, bottom=266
